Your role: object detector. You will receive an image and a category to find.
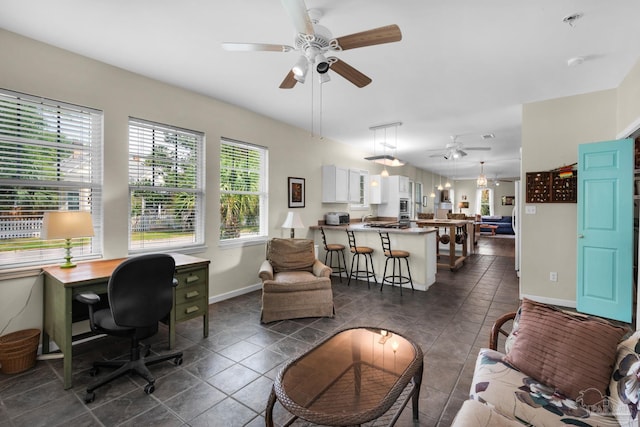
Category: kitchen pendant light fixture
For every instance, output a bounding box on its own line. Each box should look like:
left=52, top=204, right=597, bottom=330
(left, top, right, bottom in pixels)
left=477, top=161, right=488, bottom=188
left=364, top=122, right=405, bottom=167
left=437, top=174, right=443, bottom=191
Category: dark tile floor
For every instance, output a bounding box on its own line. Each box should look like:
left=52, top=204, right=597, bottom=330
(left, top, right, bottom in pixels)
left=0, top=242, right=519, bottom=427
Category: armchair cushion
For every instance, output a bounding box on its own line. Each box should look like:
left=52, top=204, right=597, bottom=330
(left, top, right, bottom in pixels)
left=259, top=238, right=334, bottom=323
left=267, top=238, right=315, bottom=273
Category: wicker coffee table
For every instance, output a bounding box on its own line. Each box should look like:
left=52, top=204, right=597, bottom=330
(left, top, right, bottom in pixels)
left=266, top=327, right=424, bottom=426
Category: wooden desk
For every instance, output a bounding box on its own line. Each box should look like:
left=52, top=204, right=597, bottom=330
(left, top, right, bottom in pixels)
left=42, top=253, right=210, bottom=389
left=416, top=219, right=468, bottom=270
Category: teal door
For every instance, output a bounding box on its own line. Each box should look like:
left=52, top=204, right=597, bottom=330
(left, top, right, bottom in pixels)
left=577, top=139, right=633, bottom=323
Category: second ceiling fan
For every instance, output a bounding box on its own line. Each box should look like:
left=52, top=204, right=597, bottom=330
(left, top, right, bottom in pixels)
left=222, top=0, right=402, bottom=89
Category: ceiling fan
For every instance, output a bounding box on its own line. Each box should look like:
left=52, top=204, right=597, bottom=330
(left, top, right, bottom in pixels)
left=221, top=0, right=402, bottom=89
left=427, top=136, right=491, bottom=159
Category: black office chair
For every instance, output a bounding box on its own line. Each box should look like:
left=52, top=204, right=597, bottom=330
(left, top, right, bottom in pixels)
left=75, top=254, right=183, bottom=403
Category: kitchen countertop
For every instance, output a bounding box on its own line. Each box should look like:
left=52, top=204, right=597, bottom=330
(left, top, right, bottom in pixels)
left=311, top=222, right=437, bottom=235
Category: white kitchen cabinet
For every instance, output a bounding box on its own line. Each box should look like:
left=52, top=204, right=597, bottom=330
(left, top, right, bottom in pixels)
left=369, top=174, right=384, bottom=204
left=322, top=165, right=349, bottom=203
left=399, top=176, right=410, bottom=196
left=348, top=169, right=361, bottom=203
left=322, top=165, right=367, bottom=204
left=377, top=175, right=410, bottom=217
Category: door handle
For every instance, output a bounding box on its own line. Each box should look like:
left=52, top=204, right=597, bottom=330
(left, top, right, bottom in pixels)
left=577, top=234, right=584, bottom=238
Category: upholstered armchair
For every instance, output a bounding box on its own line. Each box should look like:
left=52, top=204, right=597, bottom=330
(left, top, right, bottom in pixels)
left=258, top=238, right=334, bottom=323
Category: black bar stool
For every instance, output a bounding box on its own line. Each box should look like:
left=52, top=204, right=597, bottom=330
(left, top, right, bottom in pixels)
left=346, top=230, right=377, bottom=288
left=379, top=232, right=413, bottom=295
left=319, top=227, right=347, bottom=283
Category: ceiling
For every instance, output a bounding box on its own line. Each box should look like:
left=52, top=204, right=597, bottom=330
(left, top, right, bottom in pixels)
left=1, top=0, right=639, bottom=180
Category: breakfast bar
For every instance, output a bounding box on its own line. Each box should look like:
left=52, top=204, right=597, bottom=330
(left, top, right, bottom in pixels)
left=311, top=223, right=438, bottom=291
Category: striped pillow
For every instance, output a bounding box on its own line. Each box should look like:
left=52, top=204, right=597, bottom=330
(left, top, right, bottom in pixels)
left=504, top=298, right=628, bottom=405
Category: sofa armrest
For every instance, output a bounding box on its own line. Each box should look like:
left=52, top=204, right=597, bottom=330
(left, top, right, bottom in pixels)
left=312, top=259, right=332, bottom=278
left=258, top=260, right=274, bottom=282
left=490, top=311, right=517, bottom=351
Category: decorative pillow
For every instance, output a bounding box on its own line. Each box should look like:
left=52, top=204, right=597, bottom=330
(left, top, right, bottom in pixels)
left=267, top=238, right=315, bottom=273
left=503, top=305, right=522, bottom=354
left=503, top=299, right=628, bottom=405
left=609, top=330, right=640, bottom=426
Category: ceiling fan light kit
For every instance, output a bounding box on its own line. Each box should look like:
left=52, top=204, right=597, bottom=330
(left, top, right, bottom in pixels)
left=222, top=0, right=402, bottom=89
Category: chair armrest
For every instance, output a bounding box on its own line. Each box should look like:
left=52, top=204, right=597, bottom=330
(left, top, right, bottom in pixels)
left=312, top=260, right=332, bottom=278
left=75, top=292, right=100, bottom=305
left=258, top=260, right=274, bottom=282
left=75, top=292, right=100, bottom=332
left=489, top=311, right=517, bottom=351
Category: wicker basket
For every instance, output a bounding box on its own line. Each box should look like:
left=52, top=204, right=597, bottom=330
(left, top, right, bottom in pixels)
left=0, top=329, right=40, bottom=374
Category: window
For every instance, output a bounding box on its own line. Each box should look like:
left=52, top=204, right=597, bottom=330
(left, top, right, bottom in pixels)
left=0, top=89, right=103, bottom=268
left=350, top=170, right=369, bottom=210
left=476, top=188, right=494, bottom=216
left=220, top=138, right=267, bottom=243
left=128, top=118, right=204, bottom=251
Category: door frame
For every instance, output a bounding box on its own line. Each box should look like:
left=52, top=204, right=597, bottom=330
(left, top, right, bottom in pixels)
left=616, top=119, right=640, bottom=326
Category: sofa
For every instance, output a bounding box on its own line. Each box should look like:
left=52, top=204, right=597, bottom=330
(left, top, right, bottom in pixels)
left=452, top=298, right=636, bottom=427
left=258, top=238, right=334, bottom=323
left=480, top=215, right=514, bottom=235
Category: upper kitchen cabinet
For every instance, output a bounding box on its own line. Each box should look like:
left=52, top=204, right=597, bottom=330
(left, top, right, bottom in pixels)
left=322, top=165, right=361, bottom=203
left=369, top=174, right=386, bottom=204
left=398, top=176, right=410, bottom=196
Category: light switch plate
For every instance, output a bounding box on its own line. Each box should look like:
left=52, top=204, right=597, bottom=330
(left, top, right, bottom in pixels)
left=525, top=205, right=536, bottom=214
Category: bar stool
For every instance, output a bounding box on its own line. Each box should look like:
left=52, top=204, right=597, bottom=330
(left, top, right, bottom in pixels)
left=379, top=232, right=413, bottom=295
left=346, top=230, right=377, bottom=288
left=319, top=227, right=347, bottom=283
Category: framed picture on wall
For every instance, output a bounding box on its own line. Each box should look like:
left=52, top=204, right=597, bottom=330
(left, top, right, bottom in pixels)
left=502, top=196, right=515, bottom=206
left=288, top=177, right=305, bottom=208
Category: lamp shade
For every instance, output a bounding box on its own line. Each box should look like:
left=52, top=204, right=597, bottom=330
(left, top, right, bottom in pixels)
left=41, top=211, right=94, bottom=240
left=281, top=212, right=304, bottom=230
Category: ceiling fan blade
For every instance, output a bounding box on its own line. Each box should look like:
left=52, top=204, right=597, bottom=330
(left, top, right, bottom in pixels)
left=429, top=153, right=446, bottom=158
left=222, top=42, right=294, bottom=52
left=279, top=70, right=298, bottom=89
left=329, top=59, right=372, bottom=88
left=465, top=147, right=491, bottom=151
left=281, top=0, right=315, bottom=36
left=335, top=24, right=402, bottom=51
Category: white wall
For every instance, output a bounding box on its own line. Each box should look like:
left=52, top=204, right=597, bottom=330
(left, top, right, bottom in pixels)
left=0, top=29, right=435, bottom=334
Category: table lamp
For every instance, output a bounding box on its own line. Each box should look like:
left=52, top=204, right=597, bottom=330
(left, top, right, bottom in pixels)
left=281, top=211, right=304, bottom=238
left=41, top=211, right=94, bottom=268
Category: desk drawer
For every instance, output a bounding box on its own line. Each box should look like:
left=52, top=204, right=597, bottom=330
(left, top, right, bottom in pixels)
left=175, top=299, right=208, bottom=321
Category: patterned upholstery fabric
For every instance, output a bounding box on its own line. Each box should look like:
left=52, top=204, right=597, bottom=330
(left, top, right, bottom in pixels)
left=609, top=330, right=640, bottom=426
left=470, top=348, right=618, bottom=426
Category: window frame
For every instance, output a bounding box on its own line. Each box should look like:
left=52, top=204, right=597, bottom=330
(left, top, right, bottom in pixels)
left=0, top=89, right=103, bottom=269
left=127, top=117, right=205, bottom=253
left=219, top=138, right=268, bottom=248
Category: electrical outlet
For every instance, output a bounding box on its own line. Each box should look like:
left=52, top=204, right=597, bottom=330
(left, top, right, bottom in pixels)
left=549, top=272, right=558, bottom=282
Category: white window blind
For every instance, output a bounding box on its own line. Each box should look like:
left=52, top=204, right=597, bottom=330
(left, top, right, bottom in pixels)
left=128, top=118, right=204, bottom=251
left=220, top=138, right=267, bottom=242
left=0, top=89, right=103, bottom=268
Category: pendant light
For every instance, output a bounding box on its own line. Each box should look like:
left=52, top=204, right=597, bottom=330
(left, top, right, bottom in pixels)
left=477, top=161, right=488, bottom=188
left=437, top=174, right=443, bottom=191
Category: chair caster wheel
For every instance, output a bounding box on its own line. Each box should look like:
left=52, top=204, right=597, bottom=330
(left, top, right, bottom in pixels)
left=174, top=356, right=183, bottom=366
left=89, top=367, right=99, bottom=377
left=144, top=383, right=155, bottom=395
left=84, top=392, right=95, bottom=403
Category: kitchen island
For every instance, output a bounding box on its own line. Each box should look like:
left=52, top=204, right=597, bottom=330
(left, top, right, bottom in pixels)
left=311, top=223, right=437, bottom=291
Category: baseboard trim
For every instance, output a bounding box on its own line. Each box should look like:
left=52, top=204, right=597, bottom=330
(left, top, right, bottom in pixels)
left=208, top=283, right=262, bottom=304
left=519, top=293, right=576, bottom=309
